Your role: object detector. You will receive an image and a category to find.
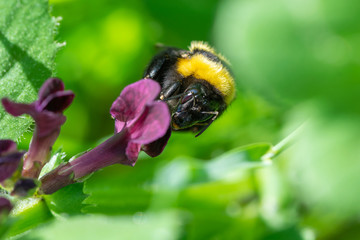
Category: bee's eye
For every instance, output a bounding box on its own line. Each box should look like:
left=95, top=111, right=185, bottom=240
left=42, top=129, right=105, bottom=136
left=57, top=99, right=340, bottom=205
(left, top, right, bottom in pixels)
left=181, top=88, right=199, bottom=104
left=189, top=88, right=199, bottom=94
left=181, top=92, right=193, bottom=104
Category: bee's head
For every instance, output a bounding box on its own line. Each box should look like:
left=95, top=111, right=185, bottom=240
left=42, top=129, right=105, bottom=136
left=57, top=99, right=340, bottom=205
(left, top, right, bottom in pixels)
left=170, top=82, right=225, bottom=135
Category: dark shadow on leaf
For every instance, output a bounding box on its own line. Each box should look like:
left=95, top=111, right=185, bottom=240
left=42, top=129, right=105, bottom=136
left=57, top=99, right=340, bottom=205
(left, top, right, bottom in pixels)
left=0, top=30, right=52, bottom=92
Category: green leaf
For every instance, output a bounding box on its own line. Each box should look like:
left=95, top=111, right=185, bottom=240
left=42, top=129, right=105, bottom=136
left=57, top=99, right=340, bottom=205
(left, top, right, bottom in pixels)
left=83, top=144, right=272, bottom=215
left=43, top=183, right=87, bottom=216
left=39, top=149, right=66, bottom=179
left=82, top=159, right=157, bottom=215
left=0, top=0, right=59, bottom=141
left=287, top=111, right=360, bottom=221
left=262, top=226, right=304, bottom=240
left=204, top=143, right=272, bottom=181
left=258, top=164, right=299, bottom=229
left=5, top=197, right=53, bottom=238
left=158, top=143, right=272, bottom=187
left=176, top=171, right=262, bottom=239
left=23, top=212, right=181, bottom=240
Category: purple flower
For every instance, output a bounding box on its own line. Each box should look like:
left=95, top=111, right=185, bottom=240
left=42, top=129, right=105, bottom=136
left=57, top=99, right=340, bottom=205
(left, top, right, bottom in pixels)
left=11, top=178, right=37, bottom=197
left=0, top=140, right=25, bottom=182
left=0, top=197, right=12, bottom=221
left=40, top=79, right=171, bottom=194
left=110, top=79, right=172, bottom=161
left=2, top=78, right=74, bottom=179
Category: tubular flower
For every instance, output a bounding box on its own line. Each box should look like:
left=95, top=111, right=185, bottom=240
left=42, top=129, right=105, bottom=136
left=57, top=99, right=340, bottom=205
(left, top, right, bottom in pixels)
left=110, top=79, right=172, bottom=161
left=0, top=140, right=25, bottom=182
left=2, top=78, right=74, bottom=179
left=40, top=79, right=171, bottom=194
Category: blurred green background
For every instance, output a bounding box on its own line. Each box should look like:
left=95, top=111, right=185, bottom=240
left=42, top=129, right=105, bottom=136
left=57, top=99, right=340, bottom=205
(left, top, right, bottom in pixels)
left=49, top=0, right=281, bottom=157
left=20, top=0, right=360, bottom=239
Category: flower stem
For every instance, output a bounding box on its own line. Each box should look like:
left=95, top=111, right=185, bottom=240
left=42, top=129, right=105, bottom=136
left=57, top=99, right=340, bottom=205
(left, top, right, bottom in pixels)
left=262, top=123, right=305, bottom=162
left=39, top=131, right=129, bottom=194
left=22, top=129, right=61, bottom=179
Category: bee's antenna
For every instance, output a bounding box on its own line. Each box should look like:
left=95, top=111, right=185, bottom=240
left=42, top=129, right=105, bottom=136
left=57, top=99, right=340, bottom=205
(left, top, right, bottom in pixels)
left=155, top=43, right=166, bottom=49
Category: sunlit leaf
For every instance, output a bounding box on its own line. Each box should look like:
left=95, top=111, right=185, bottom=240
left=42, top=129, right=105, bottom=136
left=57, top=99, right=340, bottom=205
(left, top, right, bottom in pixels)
left=0, top=0, right=59, bottom=140
left=205, top=143, right=271, bottom=181
left=43, top=183, right=87, bottom=216
left=24, top=212, right=181, bottom=240
left=39, top=148, right=67, bottom=178
left=5, top=197, right=53, bottom=238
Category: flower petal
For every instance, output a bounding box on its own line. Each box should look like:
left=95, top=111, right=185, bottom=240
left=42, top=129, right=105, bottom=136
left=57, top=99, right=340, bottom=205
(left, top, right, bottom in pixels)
left=2, top=98, right=37, bottom=117
left=0, top=139, right=17, bottom=154
left=114, top=119, right=126, bottom=133
left=0, top=151, right=24, bottom=182
left=110, top=79, right=161, bottom=124
left=32, top=111, right=66, bottom=138
left=38, top=90, right=74, bottom=113
left=125, top=142, right=141, bottom=166
left=142, top=127, right=171, bottom=157
left=129, top=101, right=171, bottom=145
left=0, top=197, right=12, bottom=216
left=2, top=78, right=74, bottom=179
left=38, top=78, right=65, bottom=103
left=2, top=98, right=66, bottom=137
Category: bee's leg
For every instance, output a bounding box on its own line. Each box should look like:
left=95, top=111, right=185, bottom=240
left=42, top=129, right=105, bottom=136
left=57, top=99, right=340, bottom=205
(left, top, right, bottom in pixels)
left=144, top=57, right=166, bottom=79
left=195, top=111, right=219, bottom=137
left=160, top=82, right=181, bottom=100
left=143, top=47, right=181, bottom=80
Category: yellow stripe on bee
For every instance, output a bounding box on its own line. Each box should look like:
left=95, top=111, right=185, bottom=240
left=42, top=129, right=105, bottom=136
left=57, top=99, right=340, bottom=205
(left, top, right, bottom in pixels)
left=176, top=54, right=235, bottom=104
left=189, top=41, right=231, bottom=65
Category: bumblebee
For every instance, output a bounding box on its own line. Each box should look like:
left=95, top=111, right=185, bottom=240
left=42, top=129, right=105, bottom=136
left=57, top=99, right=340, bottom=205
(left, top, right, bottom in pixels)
left=144, top=41, right=235, bottom=136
